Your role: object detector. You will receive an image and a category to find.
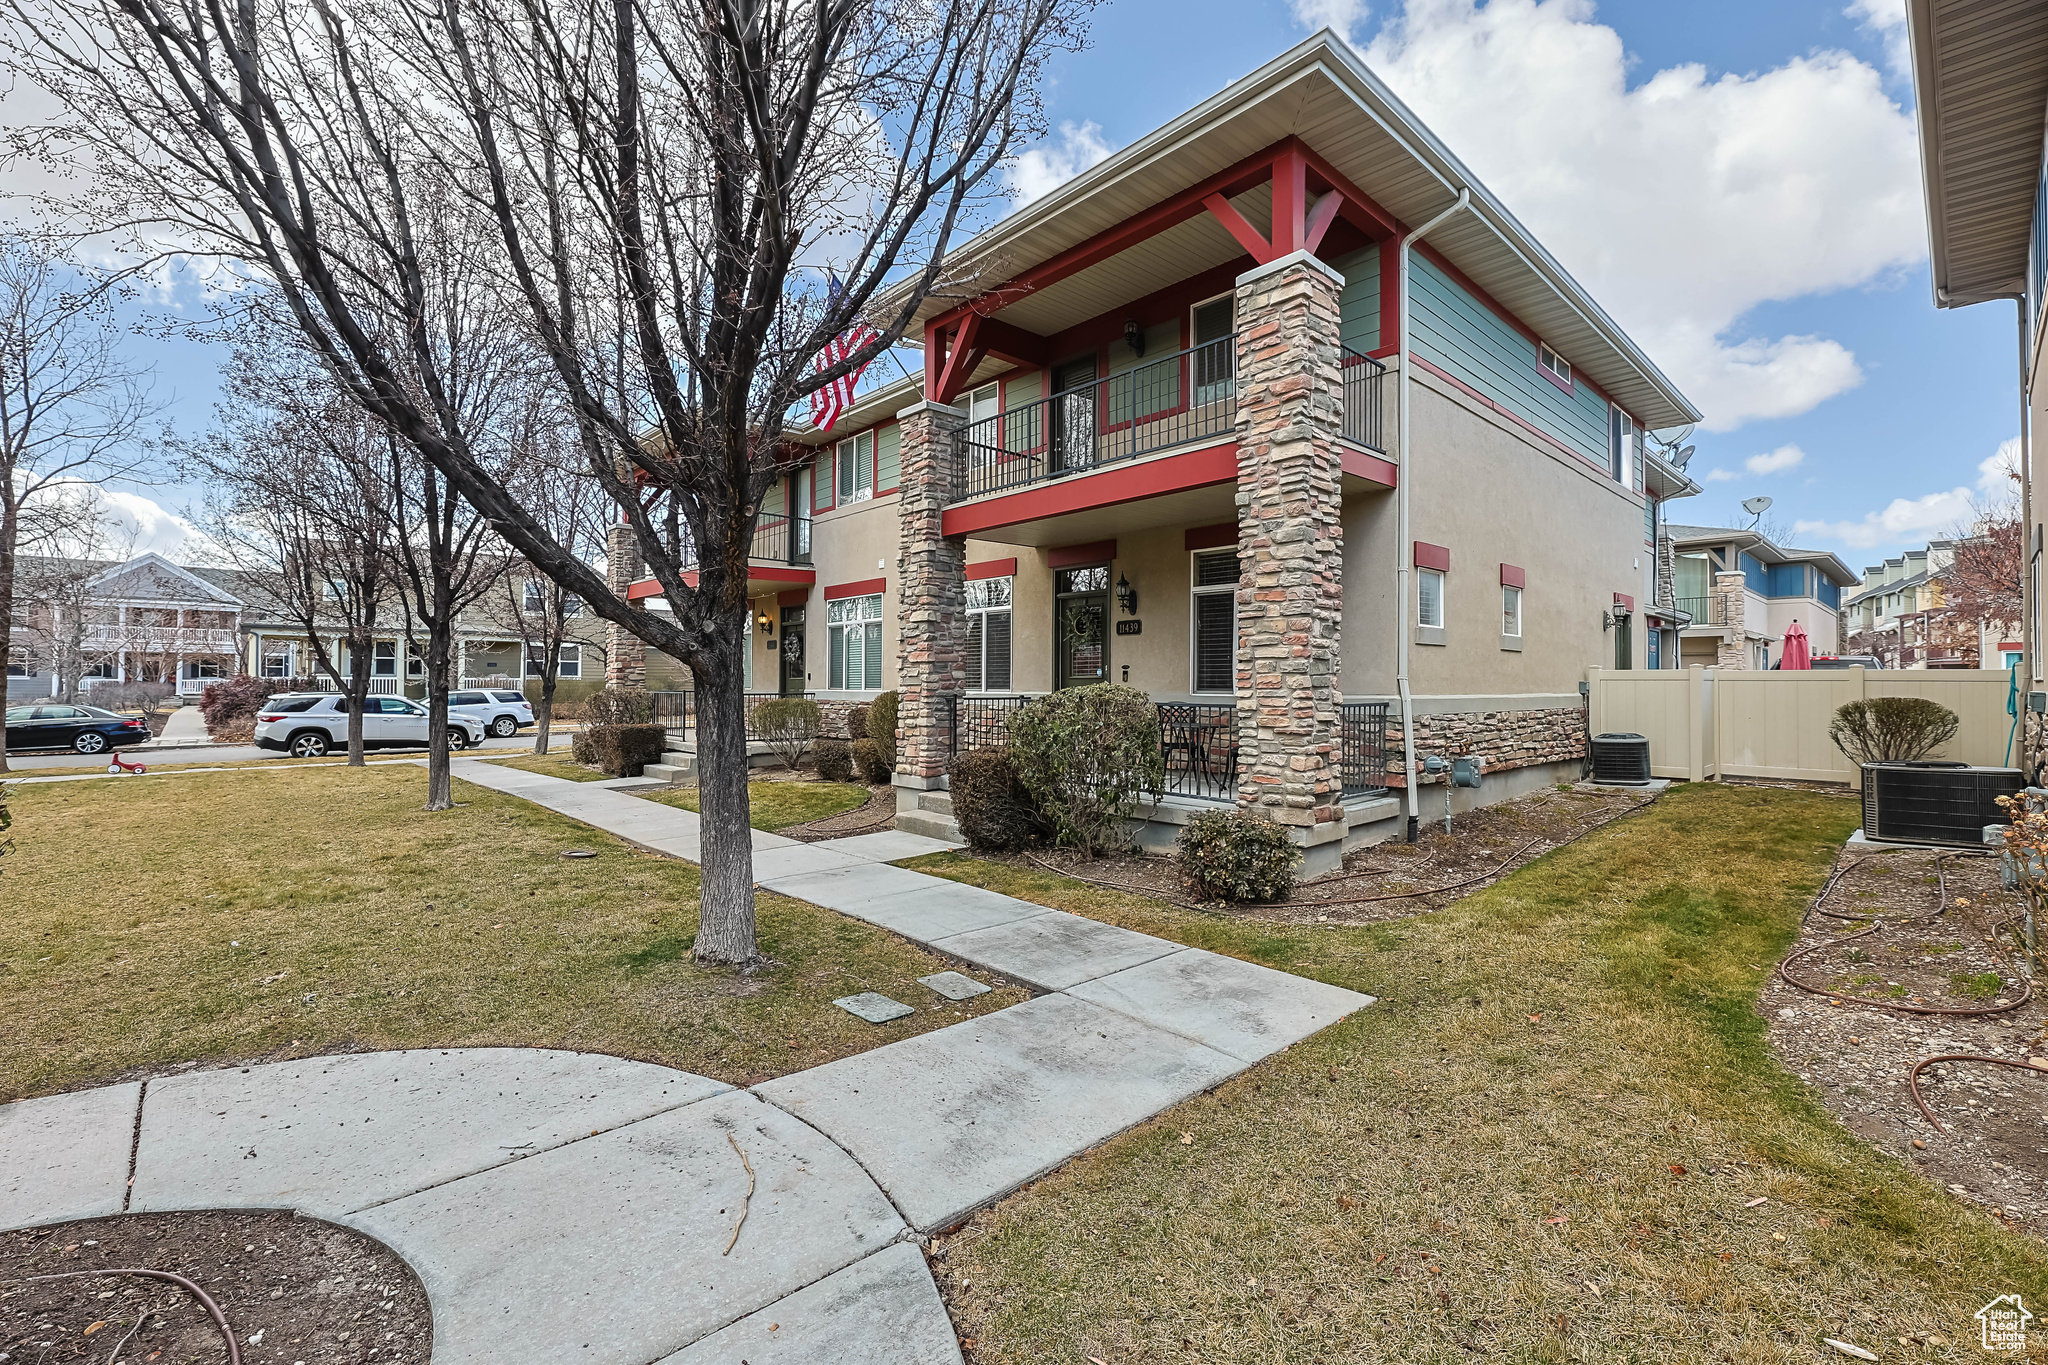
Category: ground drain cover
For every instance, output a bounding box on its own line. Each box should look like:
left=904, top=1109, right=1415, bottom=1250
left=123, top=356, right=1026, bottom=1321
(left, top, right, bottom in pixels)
left=834, top=992, right=916, bottom=1023
left=918, top=971, right=992, bottom=1001
left=559, top=850, right=598, bottom=859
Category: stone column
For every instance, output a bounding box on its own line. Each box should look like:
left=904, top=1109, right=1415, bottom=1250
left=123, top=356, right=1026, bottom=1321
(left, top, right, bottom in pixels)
left=605, top=523, right=648, bottom=688
left=1712, top=571, right=1748, bottom=669
left=1230, top=250, right=1346, bottom=839
left=892, top=399, right=968, bottom=791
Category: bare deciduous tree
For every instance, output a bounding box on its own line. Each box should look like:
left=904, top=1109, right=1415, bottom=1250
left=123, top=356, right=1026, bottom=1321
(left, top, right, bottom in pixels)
left=7, top=0, right=1089, bottom=962
left=0, top=233, right=155, bottom=769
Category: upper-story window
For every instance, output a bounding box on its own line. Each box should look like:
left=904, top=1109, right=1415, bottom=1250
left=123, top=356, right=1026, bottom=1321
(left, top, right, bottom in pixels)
left=1537, top=342, right=1571, bottom=389
left=523, top=580, right=583, bottom=615
left=1610, top=408, right=1638, bottom=485
left=837, top=430, right=875, bottom=504
left=966, top=383, right=999, bottom=428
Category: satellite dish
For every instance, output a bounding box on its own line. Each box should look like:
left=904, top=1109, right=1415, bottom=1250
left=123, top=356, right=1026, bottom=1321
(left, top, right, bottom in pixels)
left=1672, top=445, right=1695, bottom=470
left=1742, top=496, right=1773, bottom=516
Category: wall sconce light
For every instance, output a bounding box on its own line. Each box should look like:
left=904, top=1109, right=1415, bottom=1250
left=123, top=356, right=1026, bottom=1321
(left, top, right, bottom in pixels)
left=757, top=611, right=774, bottom=636
left=1123, top=318, right=1145, bottom=356
left=1116, top=573, right=1138, bottom=616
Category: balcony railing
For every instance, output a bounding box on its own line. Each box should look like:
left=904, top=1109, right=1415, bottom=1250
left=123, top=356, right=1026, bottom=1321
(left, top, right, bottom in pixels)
left=650, top=691, right=816, bottom=739
left=954, top=334, right=1239, bottom=502
left=1340, top=349, right=1387, bottom=453
left=677, top=515, right=813, bottom=572
left=1675, top=595, right=1727, bottom=626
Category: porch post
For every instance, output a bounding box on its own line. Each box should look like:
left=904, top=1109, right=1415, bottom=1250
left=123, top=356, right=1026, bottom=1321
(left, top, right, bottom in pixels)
left=892, top=399, right=968, bottom=792
left=605, top=523, right=648, bottom=688
left=1712, top=571, right=1747, bottom=669
left=1230, top=250, right=1347, bottom=855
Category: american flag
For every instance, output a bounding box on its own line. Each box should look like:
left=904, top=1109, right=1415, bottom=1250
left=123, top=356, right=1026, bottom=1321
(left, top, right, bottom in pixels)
left=808, top=272, right=877, bottom=434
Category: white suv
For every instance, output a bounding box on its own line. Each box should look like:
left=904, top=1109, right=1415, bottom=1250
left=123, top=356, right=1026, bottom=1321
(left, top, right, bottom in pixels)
left=448, top=688, right=533, bottom=738
left=253, top=694, right=487, bottom=758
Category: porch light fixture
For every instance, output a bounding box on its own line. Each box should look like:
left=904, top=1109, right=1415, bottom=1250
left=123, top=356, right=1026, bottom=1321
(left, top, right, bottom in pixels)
left=1123, top=318, right=1145, bottom=356
left=1116, top=573, right=1138, bottom=616
left=757, top=611, right=774, bottom=636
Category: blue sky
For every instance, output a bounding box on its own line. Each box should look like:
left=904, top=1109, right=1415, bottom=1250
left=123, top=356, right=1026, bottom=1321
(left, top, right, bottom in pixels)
left=96, top=0, right=2008, bottom=575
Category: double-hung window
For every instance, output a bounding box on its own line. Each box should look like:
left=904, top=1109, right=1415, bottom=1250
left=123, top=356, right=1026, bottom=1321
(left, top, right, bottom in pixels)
left=1190, top=549, right=1238, bottom=693
left=837, top=429, right=875, bottom=504
left=963, top=576, right=1013, bottom=691
left=1611, top=408, right=1638, bottom=485
left=1418, top=569, right=1446, bottom=629
left=828, top=594, right=884, bottom=690
left=372, top=640, right=398, bottom=677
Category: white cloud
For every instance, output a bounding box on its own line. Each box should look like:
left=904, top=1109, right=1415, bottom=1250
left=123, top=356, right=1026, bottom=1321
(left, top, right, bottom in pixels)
left=1293, top=0, right=1372, bottom=44
left=95, top=489, right=211, bottom=559
left=1795, top=489, right=1974, bottom=549
left=1745, top=444, right=1805, bottom=476
left=1979, top=436, right=2021, bottom=496
left=1007, top=121, right=1115, bottom=205
left=1845, top=0, right=1910, bottom=79
left=1355, top=0, right=1924, bottom=431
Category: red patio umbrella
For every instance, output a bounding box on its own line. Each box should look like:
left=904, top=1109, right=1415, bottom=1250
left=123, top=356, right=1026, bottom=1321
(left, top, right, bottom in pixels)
left=1781, top=620, right=1811, bottom=670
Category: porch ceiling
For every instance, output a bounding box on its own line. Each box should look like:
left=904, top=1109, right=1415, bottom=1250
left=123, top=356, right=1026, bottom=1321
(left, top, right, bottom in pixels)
left=889, top=33, right=1698, bottom=430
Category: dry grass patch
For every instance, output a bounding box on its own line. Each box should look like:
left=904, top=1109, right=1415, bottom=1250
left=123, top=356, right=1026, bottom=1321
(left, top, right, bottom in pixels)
left=904, top=784, right=2048, bottom=1362
left=0, top=765, right=1024, bottom=1102
left=477, top=752, right=615, bottom=782
left=640, top=780, right=872, bottom=832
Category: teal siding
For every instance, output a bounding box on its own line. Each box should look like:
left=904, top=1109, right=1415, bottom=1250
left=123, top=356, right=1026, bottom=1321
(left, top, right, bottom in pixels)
left=1333, top=245, right=1380, bottom=354
left=877, top=424, right=901, bottom=491
left=1408, top=255, right=1610, bottom=469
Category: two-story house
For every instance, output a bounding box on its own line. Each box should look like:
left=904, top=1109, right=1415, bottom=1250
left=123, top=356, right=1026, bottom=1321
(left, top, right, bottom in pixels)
left=611, top=32, right=1706, bottom=865
left=1841, top=539, right=2020, bottom=669
left=1664, top=526, right=1856, bottom=670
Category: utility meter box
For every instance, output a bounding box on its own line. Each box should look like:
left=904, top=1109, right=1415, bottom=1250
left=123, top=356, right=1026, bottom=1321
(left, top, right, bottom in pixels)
left=1450, top=756, right=1482, bottom=788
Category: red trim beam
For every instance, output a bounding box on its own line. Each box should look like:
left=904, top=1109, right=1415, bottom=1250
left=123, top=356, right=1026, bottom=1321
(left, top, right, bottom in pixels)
left=1499, top=563, right=1525, bottom=588
left=1184, top=523, right=1237, bottom=551
left=1613, top=592, right=1635, bottom=611
left=1048, top=540, right=1117, bottom=569
left=942, top=444, right=1237, bottom=539
left=966, top=557, right=1018, bottom=581
left=825, top=577, right=886, bottom=600
left=1414, top=542, right=1451, bottom=573
left=777, top=589, right=810, bottom=607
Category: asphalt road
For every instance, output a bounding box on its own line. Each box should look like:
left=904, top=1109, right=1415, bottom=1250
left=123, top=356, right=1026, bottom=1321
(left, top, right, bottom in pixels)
left=2, top=734, right=543, bottom=772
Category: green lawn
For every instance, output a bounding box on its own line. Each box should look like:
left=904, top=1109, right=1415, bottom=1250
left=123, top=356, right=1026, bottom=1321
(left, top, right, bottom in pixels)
left=476, top=752, right=617, bottom=782
left=0, top=766, right=1023, bottom=1102
left=903, top=783, right=2048, bottom=1362
left=640, top=780, right=872, bottom=831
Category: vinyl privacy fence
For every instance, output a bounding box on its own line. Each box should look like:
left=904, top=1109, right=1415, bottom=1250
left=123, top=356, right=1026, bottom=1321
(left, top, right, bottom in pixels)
left=1586, top=666, right=2021, bottom=784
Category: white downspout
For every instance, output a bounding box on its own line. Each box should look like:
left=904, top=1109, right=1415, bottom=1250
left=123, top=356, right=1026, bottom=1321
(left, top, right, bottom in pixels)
left=1396, top=189, right=1469, bottom=842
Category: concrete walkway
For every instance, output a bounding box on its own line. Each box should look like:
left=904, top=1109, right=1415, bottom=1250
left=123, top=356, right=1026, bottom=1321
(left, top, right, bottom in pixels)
left=2, top=763, right=1373, bottom=1363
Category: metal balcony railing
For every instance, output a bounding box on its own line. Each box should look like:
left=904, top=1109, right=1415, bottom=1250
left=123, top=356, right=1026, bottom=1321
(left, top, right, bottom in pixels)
left=1340, top=349, right=1387, bottom=453
left=953, top=334, right=1238, bottom=502
left=676, top=515, right=813, bottom=573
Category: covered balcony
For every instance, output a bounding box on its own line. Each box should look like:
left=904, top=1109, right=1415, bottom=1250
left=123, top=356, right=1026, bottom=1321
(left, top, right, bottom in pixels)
left=625, top=513, right=817, bottom=602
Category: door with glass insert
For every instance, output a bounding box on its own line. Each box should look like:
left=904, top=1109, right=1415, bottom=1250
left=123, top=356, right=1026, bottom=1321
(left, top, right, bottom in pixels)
left=1055, top=565, right=1111, bottom=689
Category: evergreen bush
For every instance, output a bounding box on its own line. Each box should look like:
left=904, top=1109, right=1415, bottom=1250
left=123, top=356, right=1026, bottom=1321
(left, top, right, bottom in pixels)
left=867, top=691, right=899, bottom=769
left=1008, top=684, right=1165, bottom=857
left=586, top=686, right=655, bottom=726
left=844, top=702, right=871, bottom=742
left=1828, top=697, right=1961, bottom=766
left=850, top=737, right=890, bottom=784
left=815, top=738, right=855, bottom=782
left=1176, top=809, right=1300, bottom=903
left=583, top=722, right=669, bottom=777
left=947, top=750, right=1045, bottom=852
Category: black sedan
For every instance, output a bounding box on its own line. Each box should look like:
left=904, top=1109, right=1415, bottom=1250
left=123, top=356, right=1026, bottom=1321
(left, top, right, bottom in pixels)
left=4, top=703, right=154, bottom=754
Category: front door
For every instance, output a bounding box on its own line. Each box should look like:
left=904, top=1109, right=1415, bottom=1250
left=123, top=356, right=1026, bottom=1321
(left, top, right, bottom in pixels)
left=780, top=606, right=807, bottom=695
left=1050, top=356, right=1097, bottom=475
left=1055, top=566, right=1111, bottom=689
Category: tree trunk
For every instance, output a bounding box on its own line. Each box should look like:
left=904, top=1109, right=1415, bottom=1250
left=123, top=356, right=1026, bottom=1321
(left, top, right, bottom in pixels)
left=346, top=637, right=370, bottom=764
left=0, top=501, right=15, bottom=773
left=424, top=611, right=453, bottom=810
left=691, top=652, right=757, bottom=966
left=534, top=665, right=557, bottom=755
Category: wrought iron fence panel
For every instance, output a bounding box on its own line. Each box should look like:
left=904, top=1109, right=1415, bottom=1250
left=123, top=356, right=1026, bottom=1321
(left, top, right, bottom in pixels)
left=1342, top=348, right=1387, bottom=452
left=1156, top=701, right=1238, bottom=802
left=1340, top=701, right=1392, bottom=798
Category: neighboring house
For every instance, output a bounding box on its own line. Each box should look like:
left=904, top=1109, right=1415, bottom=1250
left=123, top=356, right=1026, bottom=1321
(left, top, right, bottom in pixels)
left=6, top=551, right=608, bottom=702
left=1841, top=540, right=2022, bottom=669
left=7, top=552, right=243, bottom=700
left=1663, top=526, right=1856, bottom=670
left=1905, top=0, right=2048, bottom=770
left=613, top=33, right=1704, bottom=865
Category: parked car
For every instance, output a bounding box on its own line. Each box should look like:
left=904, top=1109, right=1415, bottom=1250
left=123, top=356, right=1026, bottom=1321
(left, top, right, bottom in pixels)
left=252, top=694, right=486, bottom=758
left=3, top=703, right=153, bottom=754
left=447, top=687, right=533, bottom=738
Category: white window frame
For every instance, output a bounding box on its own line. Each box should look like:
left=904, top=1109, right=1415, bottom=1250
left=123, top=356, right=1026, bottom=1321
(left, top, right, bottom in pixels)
left=372, top=640, right=399, bottom=677
left=965, top=382, right=999, bottom=428
left=1189, top=549, right=1238, bottom=694
left=1418, top=569, right=1446, bottom=629
left=1501, top=584, right=1522, bottom=638
left=963, top=575, right=1013, bottom=692
left=827, top=593, right=885, bottom=690
left=528, top=643, right=582, bottom=678
left=260, top=646, right=293, bottom=678
left=1538, top=342, right=1571, bottom=387
left=837, top=429, right=875, bottom=504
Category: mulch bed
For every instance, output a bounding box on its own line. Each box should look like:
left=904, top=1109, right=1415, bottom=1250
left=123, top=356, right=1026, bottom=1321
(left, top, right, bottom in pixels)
left=1761, top=843, right=2048, bottom=1234
left=777, top=780, right=897, bottom=842
left=1010, top=783, right=1655, bottom=924
left=2, top=1209, right=431, bottom=1363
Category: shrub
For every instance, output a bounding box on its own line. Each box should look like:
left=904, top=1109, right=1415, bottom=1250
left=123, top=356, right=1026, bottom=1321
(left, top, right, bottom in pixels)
left=570, top=729, right=598, bottom=766
left=198, top=675, right=280, bottom=738
left=1176, top=809, right=1300, bottom=903
left=752, top=697, right=821, bottom=771
left=1008, top=684, right=1165, bottom=857
left=948, top=750, right=1046, bottom=852
left=843, top=702, right=871, bottom=742
left=815, top=738, right=855, bottom=783
left=582, top=722, right=670, bottom=777
left=94, top=681, right=176, bottom=717
left=867, top=691, right=899, bottom=769
left=586, top=686, right=655, bottom=726
left=1828, top=697, right=1961, bottom=766
left=851, top=737, right=890, bottom=784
